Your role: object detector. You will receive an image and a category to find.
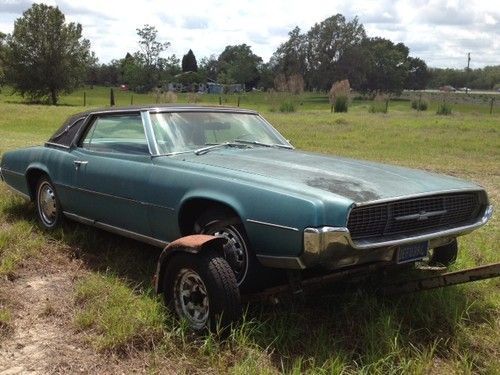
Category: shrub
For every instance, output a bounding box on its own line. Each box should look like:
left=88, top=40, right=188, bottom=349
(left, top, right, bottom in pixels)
left=334, top=95, right=349, bottom=113
left=436, top=101, right=452, bottom=115
left=369, top=93, right=389, bottom=113
left=187, top=92, right=202, bottom=103
left=163, top=91, right=177, bottom=103
left=287, top=74, right=305, bottom=95
left=411, top=98, right=428, bottom=111
left=279, top=99, right=296, bottom=112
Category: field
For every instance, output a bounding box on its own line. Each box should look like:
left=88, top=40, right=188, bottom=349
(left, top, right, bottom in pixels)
left=0, top=87, right=499, bottom=374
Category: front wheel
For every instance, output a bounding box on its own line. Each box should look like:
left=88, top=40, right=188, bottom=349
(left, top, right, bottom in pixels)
left=163, top=251, right=241, bottom=332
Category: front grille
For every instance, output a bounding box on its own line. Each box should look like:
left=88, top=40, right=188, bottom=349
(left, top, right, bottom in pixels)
left=347, top=192, right=482, bottom=240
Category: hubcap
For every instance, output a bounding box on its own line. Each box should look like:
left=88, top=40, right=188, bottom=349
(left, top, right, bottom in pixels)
left=210, top=226, right=248, bottom=285
left=174, top=269, right=209, bottom=329
left=38, top=182, right=57, bottom=226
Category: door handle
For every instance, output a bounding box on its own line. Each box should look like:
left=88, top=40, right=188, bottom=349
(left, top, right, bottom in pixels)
left=74, top=160, right=88, bottom=169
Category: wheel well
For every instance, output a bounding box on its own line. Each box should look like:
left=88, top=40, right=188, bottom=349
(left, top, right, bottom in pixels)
left=26, top=169, right=48, bottom=201
left=178, top=198, right=240, bottom=236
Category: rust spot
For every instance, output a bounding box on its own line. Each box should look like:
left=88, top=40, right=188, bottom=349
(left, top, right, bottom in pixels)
left=164, top=234, right=226, bottom=252
left=306, top=177, right=380, bottom=202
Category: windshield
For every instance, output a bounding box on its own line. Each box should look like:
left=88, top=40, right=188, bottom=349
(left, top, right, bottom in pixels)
left=150, top=111, right=291, bottom=154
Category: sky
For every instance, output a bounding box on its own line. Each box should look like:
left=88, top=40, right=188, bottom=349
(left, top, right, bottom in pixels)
left=0, top=0, right=498, bottom=69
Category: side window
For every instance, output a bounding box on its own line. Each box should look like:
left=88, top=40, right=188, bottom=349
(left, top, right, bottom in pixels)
left=80, top=114, right=149, bottom=155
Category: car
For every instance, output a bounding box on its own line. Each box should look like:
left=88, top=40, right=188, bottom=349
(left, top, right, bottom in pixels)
left=0, top=105, right=493, bottom=330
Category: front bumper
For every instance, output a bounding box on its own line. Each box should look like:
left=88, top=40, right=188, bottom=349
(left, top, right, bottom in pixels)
left=258, top=205, right=493, bottom=270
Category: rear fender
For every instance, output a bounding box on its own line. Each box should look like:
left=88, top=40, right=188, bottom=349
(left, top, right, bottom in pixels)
left=154, top=234, right=227, bottom=293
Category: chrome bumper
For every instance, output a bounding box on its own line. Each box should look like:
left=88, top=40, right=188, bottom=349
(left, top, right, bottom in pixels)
left=301, top=205, right=493, bottom=269
left=258, top=205, right=493, bottom=270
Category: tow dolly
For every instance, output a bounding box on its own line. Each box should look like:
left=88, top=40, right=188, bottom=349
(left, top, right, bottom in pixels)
left=241, top=261, right=500, bottom=304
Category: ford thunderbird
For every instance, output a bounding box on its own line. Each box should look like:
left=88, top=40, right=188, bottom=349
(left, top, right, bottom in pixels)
left=0, top=105, right=493, bottom=330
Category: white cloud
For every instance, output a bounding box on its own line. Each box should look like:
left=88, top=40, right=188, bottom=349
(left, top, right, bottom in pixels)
left=0, top=0, right=498, bottom=68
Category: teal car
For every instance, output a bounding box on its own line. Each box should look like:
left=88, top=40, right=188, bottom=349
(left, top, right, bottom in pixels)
left=0, top=105, right=493, bottom=330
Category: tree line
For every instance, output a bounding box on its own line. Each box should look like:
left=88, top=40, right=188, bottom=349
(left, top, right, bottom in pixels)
left=0, top=4, right=498, bottom=104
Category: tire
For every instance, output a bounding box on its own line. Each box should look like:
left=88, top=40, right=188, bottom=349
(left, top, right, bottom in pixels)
left=163, top=251, right=242, bottom=332
left=194, top=209, right=272, bottom=292
left=35, top=176, right=62, bottom=230
left=429, top=239, right=458, bottom=266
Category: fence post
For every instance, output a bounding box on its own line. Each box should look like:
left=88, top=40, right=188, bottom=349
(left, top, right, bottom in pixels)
left=237, top=96, right=240, bottom=107
left=490, top=97, right=495, bottom=115
left=110, top=88, right=115, bottom=107
left=131, top=94, right=134, bottom=105
left=331, top=103, right=334, bottom=113
left=219, top=96, right=222, bottom=105
left=83, top=91, right=86, bottom=107
left=418, top=93, right=422, bottom=113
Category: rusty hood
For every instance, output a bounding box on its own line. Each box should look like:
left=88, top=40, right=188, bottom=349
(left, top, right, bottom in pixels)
left=178, top=148, right=482, bottom=203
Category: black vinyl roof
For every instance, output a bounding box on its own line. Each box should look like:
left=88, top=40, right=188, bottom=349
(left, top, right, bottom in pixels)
left=46, top=104, right=258, bottom=148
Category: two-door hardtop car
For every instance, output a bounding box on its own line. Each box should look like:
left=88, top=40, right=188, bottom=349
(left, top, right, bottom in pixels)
left=0, top=105, right=493, bottom=330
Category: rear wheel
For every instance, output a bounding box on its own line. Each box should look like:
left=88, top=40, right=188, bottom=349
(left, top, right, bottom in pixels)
left=429, top=239, right=458, bottom=266
left=35, top=177, right=62, bottom=230
left=163, top=251, right=241, bottom=332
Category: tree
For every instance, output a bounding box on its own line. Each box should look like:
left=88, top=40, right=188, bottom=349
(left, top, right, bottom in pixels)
left=0, top=32, right=6, bottom=86
left=271, top=27, right=308, bottom=79
left=3, top=3, right=94, bottom=104
left=217, top=44, right=262, bottom=88
left=182, top=49, right=198, bottom=72
left=357, top=37, right=410, bottom=94
left=406, top=57, right=429, bottom=90
left=198, top=55, right=218, bottom=82
left=135, top=24, right=170, bottom=85
left=306, top=15, right=366, bottom=90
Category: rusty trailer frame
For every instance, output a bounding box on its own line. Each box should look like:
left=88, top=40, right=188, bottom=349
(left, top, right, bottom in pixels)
left=242, top=262, right=500, bottom=303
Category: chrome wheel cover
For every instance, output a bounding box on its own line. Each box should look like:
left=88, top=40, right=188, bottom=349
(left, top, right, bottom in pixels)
left=210, top=226, right=248, bottom=285
left=37, top=182, right=57, bottom=226
left=173, top=268, right=209, bottom=329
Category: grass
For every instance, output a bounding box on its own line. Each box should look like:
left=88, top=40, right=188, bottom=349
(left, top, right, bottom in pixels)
left=0, top=88, right=499, bottom=373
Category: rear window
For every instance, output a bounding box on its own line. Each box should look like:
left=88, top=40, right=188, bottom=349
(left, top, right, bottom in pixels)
left=47, top=115, right=86, bottom=147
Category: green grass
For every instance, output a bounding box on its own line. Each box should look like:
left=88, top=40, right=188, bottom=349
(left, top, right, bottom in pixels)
left=0, top=89, right=498, bottom=373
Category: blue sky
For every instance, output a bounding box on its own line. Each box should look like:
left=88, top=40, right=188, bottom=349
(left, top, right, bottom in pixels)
left=0, top=0, right=498, bottom=68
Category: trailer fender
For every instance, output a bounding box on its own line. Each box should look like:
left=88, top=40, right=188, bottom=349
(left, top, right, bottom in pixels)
left=154, top=234, right=227, bottom=293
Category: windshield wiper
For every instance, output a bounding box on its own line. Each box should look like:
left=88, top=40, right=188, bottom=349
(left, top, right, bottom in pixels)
left=233, top=139, right=294, bottom=149
left=194, top=142, right=249, bottom=155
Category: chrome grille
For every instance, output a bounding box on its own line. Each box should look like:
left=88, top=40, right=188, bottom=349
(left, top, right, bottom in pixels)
left=347, top=193, right=482, bottom=240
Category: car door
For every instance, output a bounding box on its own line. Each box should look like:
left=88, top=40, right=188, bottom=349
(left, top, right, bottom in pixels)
left=70, top=112, right=153, bottom=236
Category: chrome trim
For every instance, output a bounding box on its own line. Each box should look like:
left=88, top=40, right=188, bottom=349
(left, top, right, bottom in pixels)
left=395, top=209, right=448, bottom=221
left=303, top=204, right=493, bottom=255
left=246, top=219, right=299, bottom=232
left=55, top=183, right=175, bottom=211
left=354, top=188, right=485, bottom=207
left=0, top=168, right=24, bottom=177
left=141, top=111, right=158, bottom=155
left=63, top=211, right=168, bottom=248
left=256, top=255, right=306, bottom=269
left=45, top=142, right=71, bottom=150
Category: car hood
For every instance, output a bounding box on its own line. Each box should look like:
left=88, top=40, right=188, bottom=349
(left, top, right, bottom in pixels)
left=176, top=148, right=482, bottom=204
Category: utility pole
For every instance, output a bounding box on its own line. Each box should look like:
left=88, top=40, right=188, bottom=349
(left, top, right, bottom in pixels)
left=466, top=53, right=471, bottom=94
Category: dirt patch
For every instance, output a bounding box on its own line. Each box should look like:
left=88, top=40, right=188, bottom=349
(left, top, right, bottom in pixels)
left=0, top=257, right=170, bottom=374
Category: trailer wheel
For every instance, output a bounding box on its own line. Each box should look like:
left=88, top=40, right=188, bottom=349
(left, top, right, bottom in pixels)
left=430, top=239, right=458, bottom=266
left=163, top=250, right=241, bottom=332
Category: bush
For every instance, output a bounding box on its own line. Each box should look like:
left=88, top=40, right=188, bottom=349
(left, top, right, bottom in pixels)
left=436, top=101, right=452, bottom=115
left=334, top=95, right=349, bottom=113
left=369, top=94, right=389, bottom=113
left=279, top=99, right=296, bottom=112
left=411, top=98, right=428, bottom=111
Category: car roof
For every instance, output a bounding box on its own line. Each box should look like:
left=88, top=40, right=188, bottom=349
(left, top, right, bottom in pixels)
left=67, top=104, right=258, bottom=118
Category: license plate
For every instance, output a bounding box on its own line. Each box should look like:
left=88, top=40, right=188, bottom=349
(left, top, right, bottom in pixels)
left=397, top=241, right=429, bottom=264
